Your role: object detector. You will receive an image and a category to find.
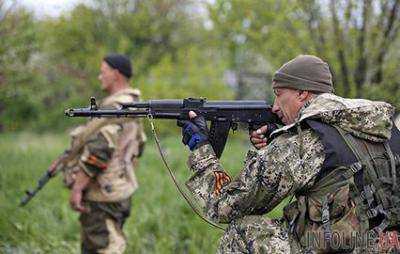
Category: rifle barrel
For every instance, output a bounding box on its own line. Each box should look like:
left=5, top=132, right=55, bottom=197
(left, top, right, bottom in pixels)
left=65, top=108, right=149, bottom=117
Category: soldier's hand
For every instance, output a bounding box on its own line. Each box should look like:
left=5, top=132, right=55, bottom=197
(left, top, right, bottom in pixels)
left=70, top=189, right=88, bottom=213
left=250, top=123, right=278, bottom=149
left=250, top=125, right=268, bottom=149
left=48, top=156, right=62, bottom=175
left=69, top=169, right=90, bottom=213
left=177, top=111, right=209, bottom=151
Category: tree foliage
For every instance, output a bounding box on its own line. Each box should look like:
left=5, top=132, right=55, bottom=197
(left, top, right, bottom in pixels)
left=209, top=0, right=400, bottom=101
left=0, top=0, right=399, bottom=132
left=0, top=1, right=39, bottom=131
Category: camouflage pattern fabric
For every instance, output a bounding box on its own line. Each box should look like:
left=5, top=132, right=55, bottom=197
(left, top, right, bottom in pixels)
left=62, top=88, right=146, bottom=253
left=273, top=93, right=394, bottom=143
left=217, top=216, right=290, bottom=254
left=80, top=132, right=114, bottom=177
left=186, top=130, right=325, bottom=224
left=80, top=198, right=131, bottom=254
left=64, top=88, right=146, bottom=202
left=186, top=93, right=395, bottom=253
left=82, top=88, right=146, bottom=202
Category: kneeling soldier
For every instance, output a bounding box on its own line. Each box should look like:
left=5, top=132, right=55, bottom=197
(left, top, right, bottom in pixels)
left=180, top=55, right=400, bottom=253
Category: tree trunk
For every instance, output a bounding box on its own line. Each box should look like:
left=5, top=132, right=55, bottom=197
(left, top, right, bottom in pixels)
left=330, top=0, right=351, bottom=97
left=372, top=0, right=400, bottom=84
left=354, top=0, right=371, bottom=97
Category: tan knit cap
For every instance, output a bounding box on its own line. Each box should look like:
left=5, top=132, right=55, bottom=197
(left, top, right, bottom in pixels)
left=272, top=55, right=334, bottom=93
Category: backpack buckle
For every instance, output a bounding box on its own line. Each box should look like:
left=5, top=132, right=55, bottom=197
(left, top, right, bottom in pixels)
left=350, top=162, right=362, bottom=173
left=367, top=208, right=378, bottom=218
left=394, top=154, right=400, bottom=166
left=361, top=185, right=376, bottom=206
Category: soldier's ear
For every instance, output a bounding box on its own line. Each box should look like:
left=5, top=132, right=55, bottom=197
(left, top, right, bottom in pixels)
left=297, top=90, right=310, bottom=102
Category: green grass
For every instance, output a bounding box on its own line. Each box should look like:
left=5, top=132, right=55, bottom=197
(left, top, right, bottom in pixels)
left=0, top=131, right=284, bottom=253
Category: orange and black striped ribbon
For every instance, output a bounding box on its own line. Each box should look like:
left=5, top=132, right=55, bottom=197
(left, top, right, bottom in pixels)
left=213, top=171, right=231, bottom=196
left=86, top=155, right=108, bottom=171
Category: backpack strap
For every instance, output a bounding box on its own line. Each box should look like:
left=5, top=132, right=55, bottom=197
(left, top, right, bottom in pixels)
left=384, top=142, right=397, bottom=191
left=333, top=126, right=395, bottom=238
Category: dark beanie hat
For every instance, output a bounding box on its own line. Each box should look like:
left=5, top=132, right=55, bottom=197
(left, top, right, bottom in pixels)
left=103, top=54, right=132, bottom=79
left=272, top=55, right=334, bottom=93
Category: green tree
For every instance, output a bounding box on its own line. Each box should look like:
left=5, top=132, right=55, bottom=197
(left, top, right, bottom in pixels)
left=14, top=0, right=217, bottom=132
left=136, top=46, right=233, bottom=134
left=298, top=0, right=400, bottom=99
left=0, top=1, right=39, bottom=131
left=208, top=0, right=400, bottom=102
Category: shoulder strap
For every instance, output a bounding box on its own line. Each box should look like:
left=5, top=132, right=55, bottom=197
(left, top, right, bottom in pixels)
left=333, top=126, right=383, bottom=192
left=333, top=126, right=400, bottom=237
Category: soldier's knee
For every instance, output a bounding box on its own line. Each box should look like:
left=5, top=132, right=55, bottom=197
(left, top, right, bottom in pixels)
left=230, top=215, right=281, bottom=233
left=80, top=211, right=110, bottom=252
left=218, top=216, right=290, bottom=254
left=97, top=218, right=126, bottom=254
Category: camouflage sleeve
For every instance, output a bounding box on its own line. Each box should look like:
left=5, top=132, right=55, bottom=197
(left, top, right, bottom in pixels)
left=185, top=129, right=325, bottom=223
left=69, top=93, right=140, bottom=154
left=79, top=132, right=114, bottom=177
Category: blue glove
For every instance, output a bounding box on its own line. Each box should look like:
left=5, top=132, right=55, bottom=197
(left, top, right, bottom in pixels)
left=178, top=115, right=209, bottom=151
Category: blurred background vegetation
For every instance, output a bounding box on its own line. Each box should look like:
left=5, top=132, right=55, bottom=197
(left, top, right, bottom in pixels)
left=1, top=0, right=399, bottom=133
left=0, top=0, right=400, bottom=253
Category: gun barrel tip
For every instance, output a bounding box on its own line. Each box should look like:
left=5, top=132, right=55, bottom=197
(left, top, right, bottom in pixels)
left=64, top=109, right=74, bottom=117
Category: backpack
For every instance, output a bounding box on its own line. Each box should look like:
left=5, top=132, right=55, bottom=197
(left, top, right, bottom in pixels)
left=284, top=125, right=400, bottom=253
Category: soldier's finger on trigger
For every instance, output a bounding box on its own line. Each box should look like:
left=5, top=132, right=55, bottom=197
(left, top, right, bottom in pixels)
left=257, top=141, right=267, bottom=148
left=188, top=111, right=197, bottom=119
left=256, top=125, right=269, bottom=135
left=251, top=137, right=263, bottom=144
left=251, top=131, right=265, bottom=139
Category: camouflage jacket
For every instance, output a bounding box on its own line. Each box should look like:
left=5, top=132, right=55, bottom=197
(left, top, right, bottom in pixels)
left=65, top=88, right=147, bottom=202
left=186, top=93, right=394, bottom=224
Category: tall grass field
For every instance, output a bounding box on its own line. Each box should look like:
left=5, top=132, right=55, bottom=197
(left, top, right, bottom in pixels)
left=0, top=131, right=284, bottom=253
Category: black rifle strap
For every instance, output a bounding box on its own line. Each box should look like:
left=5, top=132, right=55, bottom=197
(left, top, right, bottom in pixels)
left=147, top=115, right=225, bottom=231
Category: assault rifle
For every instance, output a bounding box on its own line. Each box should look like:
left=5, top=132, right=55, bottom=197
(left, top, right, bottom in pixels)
left=20, top=151, right=70, bottom=206
left=65, top=97, right=280, bottom=158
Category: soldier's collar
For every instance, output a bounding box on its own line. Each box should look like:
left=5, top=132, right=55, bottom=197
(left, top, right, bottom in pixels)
left=270, top=96, right=318, bottom=137
left=111, top=87, right=140, bottom=97
left=296, top=96, right=316, bottom=121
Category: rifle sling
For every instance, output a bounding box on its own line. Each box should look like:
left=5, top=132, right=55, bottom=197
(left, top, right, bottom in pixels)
left=147, top=115, right=225, bottom=231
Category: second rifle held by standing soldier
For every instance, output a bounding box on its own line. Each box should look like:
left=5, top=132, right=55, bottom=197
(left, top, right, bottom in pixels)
left=20, top=151, right=70, bottom=206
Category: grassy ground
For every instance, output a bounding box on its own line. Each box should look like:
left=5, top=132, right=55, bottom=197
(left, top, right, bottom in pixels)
left=0, top=131, right=284, bottom=253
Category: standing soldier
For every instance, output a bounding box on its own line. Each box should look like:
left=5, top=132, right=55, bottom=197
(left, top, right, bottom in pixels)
left=179, top=55, right=400, bottom=253
left=63, top=54, right=146, bottom=254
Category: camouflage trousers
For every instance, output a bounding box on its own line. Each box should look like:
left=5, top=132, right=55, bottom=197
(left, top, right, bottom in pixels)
left=80, top=198, right=131, bottom=254
left=216, top=215, right=400, bottom=254
left=217, top=215, right=291, bottom=254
